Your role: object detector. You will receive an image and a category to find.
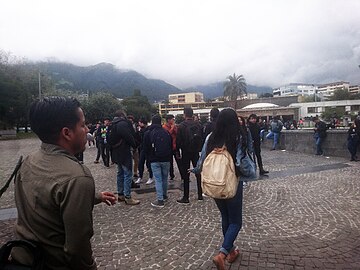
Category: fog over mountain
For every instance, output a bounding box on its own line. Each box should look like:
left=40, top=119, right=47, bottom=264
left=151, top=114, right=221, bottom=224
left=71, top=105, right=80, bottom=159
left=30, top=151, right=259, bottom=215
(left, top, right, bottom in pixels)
left=1, top=0, right=360, bottom=88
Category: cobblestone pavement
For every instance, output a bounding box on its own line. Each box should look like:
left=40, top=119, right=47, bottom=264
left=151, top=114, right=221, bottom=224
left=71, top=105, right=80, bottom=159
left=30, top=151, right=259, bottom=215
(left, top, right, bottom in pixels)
left=1, top=138, right=360, bottom=269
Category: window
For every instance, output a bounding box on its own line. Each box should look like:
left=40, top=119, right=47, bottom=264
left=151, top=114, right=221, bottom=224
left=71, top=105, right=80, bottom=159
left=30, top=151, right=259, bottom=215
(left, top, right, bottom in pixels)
left=307, top=107, right=321, bottom=113
left=307, top=107, right=316, bottom=113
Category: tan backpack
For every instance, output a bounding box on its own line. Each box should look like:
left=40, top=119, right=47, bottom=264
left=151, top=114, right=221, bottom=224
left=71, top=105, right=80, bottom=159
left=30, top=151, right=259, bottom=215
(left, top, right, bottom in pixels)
left=201, top=146, right=239, bottom=199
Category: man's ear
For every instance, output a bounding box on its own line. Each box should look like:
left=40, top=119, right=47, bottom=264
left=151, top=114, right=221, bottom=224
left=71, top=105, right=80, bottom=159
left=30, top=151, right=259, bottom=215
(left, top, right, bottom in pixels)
left=60, top=127, right=73, bottom=142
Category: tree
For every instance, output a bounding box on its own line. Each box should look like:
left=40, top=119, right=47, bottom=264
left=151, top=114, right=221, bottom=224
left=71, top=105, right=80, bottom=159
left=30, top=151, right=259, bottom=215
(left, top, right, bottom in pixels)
left=121, top=90, right=154, bottom=122
left=0, top=51, right=54, bottom=130
left=223, top=73, right=247, bottom=109
left=328, top=89, right=351, bottom=101
left=82, top=92, right=123, bottom=123
left=259, top=93, right=273, bottom=98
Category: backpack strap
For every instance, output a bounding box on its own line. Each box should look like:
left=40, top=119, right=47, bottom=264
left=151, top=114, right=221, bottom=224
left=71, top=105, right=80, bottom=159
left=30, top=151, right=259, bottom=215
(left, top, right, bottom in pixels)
left=0, top=156, right=23, bottom=199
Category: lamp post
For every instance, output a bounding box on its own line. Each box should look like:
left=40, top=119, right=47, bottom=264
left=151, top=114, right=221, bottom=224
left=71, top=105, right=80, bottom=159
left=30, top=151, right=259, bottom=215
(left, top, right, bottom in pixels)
left=38, top=71, right=41, bottom=100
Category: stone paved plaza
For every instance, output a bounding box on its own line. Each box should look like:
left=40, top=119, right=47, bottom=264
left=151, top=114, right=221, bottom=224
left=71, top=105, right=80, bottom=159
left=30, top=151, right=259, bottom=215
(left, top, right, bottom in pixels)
left=0, top=138, right=360, bottom=269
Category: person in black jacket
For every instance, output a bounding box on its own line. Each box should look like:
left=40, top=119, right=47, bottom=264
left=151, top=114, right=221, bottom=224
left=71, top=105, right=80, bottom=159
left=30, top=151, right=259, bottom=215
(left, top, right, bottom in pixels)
left=347, top=118, right=360, bottom=161
left=111, top=110, right=140, bottom=205
left=203, top=108, right=219, bottom=139
left=313, top=117, right=327, bottom=155
left=176, top=108, right=203, bottom=204
left=248, top=114, right=269, bottom=175
left=143, top=115, right=172, bottom=208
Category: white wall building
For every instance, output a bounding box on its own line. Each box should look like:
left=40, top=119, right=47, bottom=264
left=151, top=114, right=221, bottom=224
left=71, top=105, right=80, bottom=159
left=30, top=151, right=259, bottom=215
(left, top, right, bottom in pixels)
left=317, top=81, right=350, bottom=99
left=273, top=83, right=318, bottom=97
left=349, top=85, right=360, bottom=95
left=168, top=92, right=204, bottom=104
left=289, top=99, right=360, bottom=119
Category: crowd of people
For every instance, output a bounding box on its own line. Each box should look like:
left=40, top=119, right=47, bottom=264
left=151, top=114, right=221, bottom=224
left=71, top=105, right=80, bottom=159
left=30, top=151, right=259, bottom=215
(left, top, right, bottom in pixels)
left=8, top=96, right=360, bottom=270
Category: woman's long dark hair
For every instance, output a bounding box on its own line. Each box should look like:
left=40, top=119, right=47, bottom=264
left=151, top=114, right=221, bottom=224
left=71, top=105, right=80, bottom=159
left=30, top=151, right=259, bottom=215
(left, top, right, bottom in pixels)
left=206, top=108, right=240, bottom=158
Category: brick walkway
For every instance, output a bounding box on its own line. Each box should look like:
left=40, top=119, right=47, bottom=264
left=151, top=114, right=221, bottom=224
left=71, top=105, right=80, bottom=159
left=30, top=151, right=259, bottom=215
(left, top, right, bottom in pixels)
left=0, top=138, right=359, bottom=269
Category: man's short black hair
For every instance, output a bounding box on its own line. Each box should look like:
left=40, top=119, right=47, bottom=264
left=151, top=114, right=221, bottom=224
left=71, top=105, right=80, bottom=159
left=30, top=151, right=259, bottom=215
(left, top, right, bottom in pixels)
left=152, top=114, right=162, bottom=125
left=184, top=107, right=193, bottom=118
left=29, top=96, right=81, bottom=144
left=165, top=114, right=174, bottom=121
left=115, top=110, right=126, bottom=118
left=210, top=108, right=219, bottom=120
left=248, top=113, right=257, bottom=119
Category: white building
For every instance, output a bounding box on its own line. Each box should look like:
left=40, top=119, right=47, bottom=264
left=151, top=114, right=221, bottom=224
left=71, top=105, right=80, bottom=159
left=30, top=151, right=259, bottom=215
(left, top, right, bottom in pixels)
left=349, top=85, right=360, bottom=95
left=168, top=92, right=204, bottom=104
left=317, top=81, right=350, bottom=99
left=273, top=83, right=318, bottom=97
left=289, top=99, right=360, bottom=119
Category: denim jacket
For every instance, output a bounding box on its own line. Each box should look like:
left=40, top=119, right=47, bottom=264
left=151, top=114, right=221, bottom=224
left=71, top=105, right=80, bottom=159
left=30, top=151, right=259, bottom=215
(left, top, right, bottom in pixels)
left=192, top=130, right=254, bottom=175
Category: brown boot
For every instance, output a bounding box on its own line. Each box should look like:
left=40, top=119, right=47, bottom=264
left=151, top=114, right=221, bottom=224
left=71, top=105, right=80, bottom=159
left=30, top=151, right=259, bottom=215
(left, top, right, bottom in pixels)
left=227, top=248, right=240, bottom=263
left=212, top=252, right=226, bottom=270
left=117, top=195, right=125, bottom=202
left=124, top=197, right=140, bottom=205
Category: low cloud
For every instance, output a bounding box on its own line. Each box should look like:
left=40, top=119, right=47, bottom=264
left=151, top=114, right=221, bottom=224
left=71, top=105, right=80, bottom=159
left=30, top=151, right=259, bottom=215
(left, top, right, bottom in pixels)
left=1, top=0, right=359, bottom=89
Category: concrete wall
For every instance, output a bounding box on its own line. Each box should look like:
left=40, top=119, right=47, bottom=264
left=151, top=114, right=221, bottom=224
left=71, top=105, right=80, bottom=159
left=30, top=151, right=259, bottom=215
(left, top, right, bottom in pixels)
left=0, top=129, right=16, bottom=139
left=261, top=129, right=356, bottom=158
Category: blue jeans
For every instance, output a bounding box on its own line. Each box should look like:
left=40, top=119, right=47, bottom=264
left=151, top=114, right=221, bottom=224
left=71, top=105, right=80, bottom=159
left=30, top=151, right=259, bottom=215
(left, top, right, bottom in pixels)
left=314, top=134, right=324, bottom=155
left=214, top=182, right=243, bottom=255
left=266, top=131, right=280, bottom=149
left=151, top=162, right=170, bottom=201
left=117, top=162, right=133, bottom=197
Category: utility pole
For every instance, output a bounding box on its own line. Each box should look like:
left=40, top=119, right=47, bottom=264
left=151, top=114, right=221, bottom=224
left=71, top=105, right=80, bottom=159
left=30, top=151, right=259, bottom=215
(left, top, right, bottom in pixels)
left=38, top=71, right=42, bottom=100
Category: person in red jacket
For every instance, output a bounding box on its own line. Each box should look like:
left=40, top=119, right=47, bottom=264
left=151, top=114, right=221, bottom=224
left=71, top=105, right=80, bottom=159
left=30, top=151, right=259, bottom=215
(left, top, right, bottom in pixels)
left=163, top=114, right=182, bottom=180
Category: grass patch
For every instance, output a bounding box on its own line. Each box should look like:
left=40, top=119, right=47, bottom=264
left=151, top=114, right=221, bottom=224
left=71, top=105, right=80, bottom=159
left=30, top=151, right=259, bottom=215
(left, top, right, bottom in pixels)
left=16, top=132, right=38, bottom=140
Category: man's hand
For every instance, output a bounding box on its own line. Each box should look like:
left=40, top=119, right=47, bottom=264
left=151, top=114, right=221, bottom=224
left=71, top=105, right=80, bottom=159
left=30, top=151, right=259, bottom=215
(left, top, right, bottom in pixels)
left=100, top=192, right=116, bottom=206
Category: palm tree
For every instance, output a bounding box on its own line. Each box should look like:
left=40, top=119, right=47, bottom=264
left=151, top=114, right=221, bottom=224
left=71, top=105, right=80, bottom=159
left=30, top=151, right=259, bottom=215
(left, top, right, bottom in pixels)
left=223, top=73, right=247, bottom=110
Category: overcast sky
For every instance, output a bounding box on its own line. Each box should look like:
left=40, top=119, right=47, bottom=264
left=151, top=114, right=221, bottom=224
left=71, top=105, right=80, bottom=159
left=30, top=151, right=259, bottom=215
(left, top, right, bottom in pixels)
left=1, top=0, right=360, bottom=88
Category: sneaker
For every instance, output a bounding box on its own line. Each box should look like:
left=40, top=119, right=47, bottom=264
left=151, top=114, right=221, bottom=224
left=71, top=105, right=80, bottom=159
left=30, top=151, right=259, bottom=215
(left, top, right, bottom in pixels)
left=151, top=200, right=164, bottom=208
left=94, top=160, right=99, bottom=164
left=202, top=193, right=209, bottom=198
left=176, top=198, right=189, bottom=204
left=146, top=178, right=154, bottom=185
left=117, top=195, right=125, bottom=202
left=260, top=170, right=269, bottom=175
left=163, top=195, right=168, bottom=201
left=198, top=195, right=203, bottom=201
left=124, top=197, right=140, bottom=205
left=131, top=182, right=140, bottom=189
left=135, top=177, right=142, bottom=184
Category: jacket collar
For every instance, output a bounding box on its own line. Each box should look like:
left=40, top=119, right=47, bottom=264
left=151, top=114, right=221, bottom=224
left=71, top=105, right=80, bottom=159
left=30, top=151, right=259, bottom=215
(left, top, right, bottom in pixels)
left=40, top=143, right=78, bottom=162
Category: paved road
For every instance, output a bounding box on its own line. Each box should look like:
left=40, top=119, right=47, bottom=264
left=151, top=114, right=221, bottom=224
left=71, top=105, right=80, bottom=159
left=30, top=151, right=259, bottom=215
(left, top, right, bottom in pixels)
left=0, top=138, right=359, bottom=269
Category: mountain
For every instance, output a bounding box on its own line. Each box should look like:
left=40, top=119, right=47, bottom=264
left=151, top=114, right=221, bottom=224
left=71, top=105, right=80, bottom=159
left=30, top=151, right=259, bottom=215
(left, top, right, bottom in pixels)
left=186, top=81, right=273, bottom=99
left=35, top=62, right=181, bottom=102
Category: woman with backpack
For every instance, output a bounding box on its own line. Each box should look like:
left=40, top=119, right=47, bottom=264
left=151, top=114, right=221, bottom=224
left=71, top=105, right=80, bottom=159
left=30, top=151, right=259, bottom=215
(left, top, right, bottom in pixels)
left=190, top=108, right=244, bottom=270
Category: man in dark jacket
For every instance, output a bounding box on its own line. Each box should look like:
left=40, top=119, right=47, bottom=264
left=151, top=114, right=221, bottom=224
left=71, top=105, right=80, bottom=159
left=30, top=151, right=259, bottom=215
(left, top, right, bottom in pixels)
left=111, top=110, right=140, bottom=205
left=313, top=116, right=327, bottom=155
left=203, top=108, right=219, bottom=139
left=143, top=115, right=172, bottom=208
left=248, top=114, right=269, bottom=175
left=176, top=108, right=203, bottom=204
